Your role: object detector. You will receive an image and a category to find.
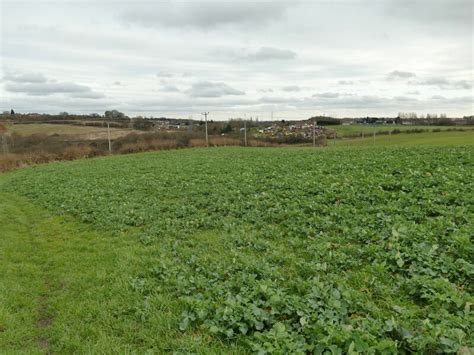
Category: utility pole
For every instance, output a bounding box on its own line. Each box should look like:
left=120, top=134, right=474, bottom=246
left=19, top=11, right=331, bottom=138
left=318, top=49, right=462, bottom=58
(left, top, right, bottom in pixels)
left=312, top=120, right=317, bottom=147
left=107, top=122, right=112, bottom=153
left=1, top=134, right=7, bottom=154
left=244, top=120, right=247, bottom=147
left=201, top=112, right=209, bottom=147
left=373, top=127, right=376, bottom=145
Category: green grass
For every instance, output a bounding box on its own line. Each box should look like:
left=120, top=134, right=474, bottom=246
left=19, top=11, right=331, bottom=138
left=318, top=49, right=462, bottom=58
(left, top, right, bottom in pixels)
left=325, top=124, right=471, bottom=137
left=0, top=192, right=244, bottom=353
left=1, top=146, right=473, bottom=353
left=334, top=130, right=474, bottom=147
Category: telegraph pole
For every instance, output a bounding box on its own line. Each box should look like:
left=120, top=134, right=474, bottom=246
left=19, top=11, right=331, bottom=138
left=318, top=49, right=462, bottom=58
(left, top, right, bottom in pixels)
left=201, top=112, right=209, bottom=147
left=244, top=120, right=247, bottom=147
left=1, top=134, right=7, bottom=154
left=312, top=120, right=317, bottom=147
left=107, top=122, right=112, bottom=153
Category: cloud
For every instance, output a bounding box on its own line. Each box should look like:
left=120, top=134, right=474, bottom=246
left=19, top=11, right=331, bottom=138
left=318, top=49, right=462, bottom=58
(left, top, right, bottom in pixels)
left=3, top=72, right=47, bottom=83
left=312, top=92, right=341, bottom=99
left=70, top=91, right=106, bottom=99
left=388, top=70, right=416, bottom=79
left=394, top=95, right=417, bottom=102
left=415, top=77, right=450, bottom=86
left=113, top=81, right=122, bottom=86
left=431, top=95, right=447, bottom=100
left=452, top=80, right=472, bottom=90
left=281, top=85, right=301, bottom=92
left=4, top=73, right=105, bottom=99
left=259, top=96, right=299, bottom=104
left=187, top=81, right=245, bottom=97
left=304, top=94, right=388, bottom=108
left=160, top=84, right=180, bottom=92
left=386, top=0, right=472, bottom=28
left=156, top=72, right=173, bottom=78
left=246, top=47, right=297, bottom=61
left=337, top=80, right=370, bottom=85
left=258, top=88, right=274, bottom=93
left=120, top=2, right=293, bottom=30
left=412, top=77, right=472, bottom=89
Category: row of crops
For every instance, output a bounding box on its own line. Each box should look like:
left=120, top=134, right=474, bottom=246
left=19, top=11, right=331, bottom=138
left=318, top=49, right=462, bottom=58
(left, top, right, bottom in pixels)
left=2, top=146, right=473, bottom=353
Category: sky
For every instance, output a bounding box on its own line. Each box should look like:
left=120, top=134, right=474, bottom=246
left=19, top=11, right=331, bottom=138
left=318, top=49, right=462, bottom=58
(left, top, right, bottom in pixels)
left=1, top=0, right=473, bottom=120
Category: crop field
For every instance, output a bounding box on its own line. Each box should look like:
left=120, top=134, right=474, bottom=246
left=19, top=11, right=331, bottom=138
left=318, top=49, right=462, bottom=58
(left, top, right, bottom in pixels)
left=0, top=146, right=473, bottom=353
left=336, top=130, right=474, bottom=147
left=327, top=124, right=470, bottom=137
left=8, top=123, right=137, bottom=140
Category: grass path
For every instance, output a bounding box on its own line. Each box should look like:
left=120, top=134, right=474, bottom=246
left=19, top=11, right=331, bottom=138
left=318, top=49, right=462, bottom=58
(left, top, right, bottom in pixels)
left=0, top=192, right=242, bottom=353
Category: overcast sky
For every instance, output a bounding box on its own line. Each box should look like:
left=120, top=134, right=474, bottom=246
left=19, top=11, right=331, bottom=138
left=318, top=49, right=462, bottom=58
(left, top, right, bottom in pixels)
left=1, top=0, right=472, bottom=119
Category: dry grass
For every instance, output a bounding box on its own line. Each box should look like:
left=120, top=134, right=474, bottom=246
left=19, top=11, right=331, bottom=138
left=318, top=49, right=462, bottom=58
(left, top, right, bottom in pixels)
left=116, top=140, right=180, bottom=154
left=0, top=152, right=56, bottom=172
left=9, top=123, right=139, bottom=141
left=61, top=146, right=102, bottom=160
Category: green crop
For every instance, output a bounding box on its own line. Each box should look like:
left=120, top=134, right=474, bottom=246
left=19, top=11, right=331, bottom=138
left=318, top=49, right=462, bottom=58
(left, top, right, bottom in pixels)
left=2, top=146, right=473, bottom=353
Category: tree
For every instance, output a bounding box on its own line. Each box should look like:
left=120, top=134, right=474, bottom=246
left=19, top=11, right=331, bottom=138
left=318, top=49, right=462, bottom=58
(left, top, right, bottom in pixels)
left=221, top=122, right=232, bottom=134
left=10, top=109, right=15, bottom=115
left=104, top=110, right=126, bottom=119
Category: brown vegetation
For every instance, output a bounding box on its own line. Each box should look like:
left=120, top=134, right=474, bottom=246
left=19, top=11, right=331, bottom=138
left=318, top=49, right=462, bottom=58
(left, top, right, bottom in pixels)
left=0, top=130, right=293, bottom=173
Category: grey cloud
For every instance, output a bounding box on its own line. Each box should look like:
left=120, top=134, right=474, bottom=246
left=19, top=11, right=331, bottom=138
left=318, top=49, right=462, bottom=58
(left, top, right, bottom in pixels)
left=388, top=70, right=416, bottom=79
left=4, top=75, right=105, bottom=99
left=259, top=96, right=299, bottom=104
left=304, top=94, right=388, bottom=108
left=3, top=72, right=47, bottom=83
left=394, top=96, right=417, bottom=102
left=258, top=88, right=274, bottom=93
left=160, top=84, right=180, bottom=93
left=113, top=81, right=122, bottom=86
left=386, top=0, right=472, bottom=28
left=187, top=81, right=244, bottom=98
left=415, top=77, right=450, bottom=86
left=281, top=85, right=301, bottom=92
left=312, top=92, right=341, bottom=99
left=247, top=47, right=296, bottom=61
left=452, top=80, right=472, bottom=89
left=5, top=82, right=92, bottom=95
left=121, top=2, right=293, bottom=29
left=337, top=80, right=370, bottom=85
left=413, top=77, right=472, bottom=89
left=70, top=91, right=106, bottom=99
left=431, top=95, right=447, bottom=100
left=406, top=90, right=420, bottom=95
left=156, top=72, right=173, bottom=78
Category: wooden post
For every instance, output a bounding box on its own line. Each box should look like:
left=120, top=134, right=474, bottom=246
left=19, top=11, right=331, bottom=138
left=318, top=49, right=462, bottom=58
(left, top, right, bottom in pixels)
left=373, top=127, right=376, bottom=145
left=244, top=120, right=247, bottom=147
left=312, top=120, right=316, bottom=147
left=1, top=134, right=8, bottom=154
left=202, top=112, right=209, bottom=147
left=107, top=122, right=112, bottom=153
